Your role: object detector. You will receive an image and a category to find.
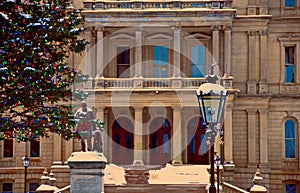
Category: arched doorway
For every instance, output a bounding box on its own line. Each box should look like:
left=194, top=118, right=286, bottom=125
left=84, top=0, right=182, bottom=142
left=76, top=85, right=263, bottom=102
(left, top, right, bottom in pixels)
left=186, top=117, right=209, bottom=164
left=112, top=117, right=134, bottom=165
left=149, top=117, right=172, bottom=165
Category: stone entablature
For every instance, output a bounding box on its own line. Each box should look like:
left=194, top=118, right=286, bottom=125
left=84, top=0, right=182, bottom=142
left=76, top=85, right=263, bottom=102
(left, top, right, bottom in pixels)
left=82, top=0, right=233, bottom=11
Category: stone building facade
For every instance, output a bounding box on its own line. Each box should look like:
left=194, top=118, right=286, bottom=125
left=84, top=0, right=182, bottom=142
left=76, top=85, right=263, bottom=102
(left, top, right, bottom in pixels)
left=1, top=0, right=300, bottom=193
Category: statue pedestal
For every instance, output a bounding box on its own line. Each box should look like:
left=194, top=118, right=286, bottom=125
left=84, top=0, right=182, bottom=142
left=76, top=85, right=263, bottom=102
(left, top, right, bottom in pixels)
left=67, top=152, right=107, bottom=193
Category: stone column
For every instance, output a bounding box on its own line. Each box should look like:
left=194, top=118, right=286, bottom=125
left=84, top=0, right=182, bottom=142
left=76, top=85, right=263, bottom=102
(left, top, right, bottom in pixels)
left=247, top=31, right=258, bottom=94
left=53, top=134, right=62, bottom=165
left=68, top=152, right=107, bottom=193
left=135, top=27, right=142, bottom=77
left=212, top=25, right=220, bottom=64
left=91, top=27, right=97, bottom=77
left=259, top=30, right=268, bottom=93
left=173, top=27, right=181, bottom=77
left=134, top=106, right=144, bottom=163
left=224, top=25, right=232, bottom=75
left=247, top=109, right=257, bottom=166
left=96, top=107, right=105, bottom=154
left=104, top=109, right=110, bottom=161
left=172, top=106, right=182, bottom=164
left=259, top=109, right=268, bottom=166
left=85, top=29, right=92, bottom=75
left=96, top=27, right=104, bottom=77
left=224, top=98, right=233, bottom=163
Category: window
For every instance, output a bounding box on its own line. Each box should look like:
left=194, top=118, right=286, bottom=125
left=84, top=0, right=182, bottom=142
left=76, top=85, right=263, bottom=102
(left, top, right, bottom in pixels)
left=191, top=46, right=205, bottom=78
left=189, top=135, right=196, bottom=154
left=117, top=46, right=130, bottom=78
left=162, top=133, right=169, bottom=154
left=154, top=46, right=168, bottom=78
left=286, top=184, right=296, bottom=193
left=114, top=134, right=120, bottom=153
left=30, top=140, right=40, bottom=157
left=285, top=0, right=296, bottom=7
left=29, top=182, right=39, bottom=193
left=2, top=183, right=13, bottom=193
left=285, top=46, right=295, bottom=82
left=199, top=134, right=207, bottom=155
left=285, top=120, right=296, bottom=158
left=154, top=46, right=168, bottom=65
left=3, top=140, right=13, bottom=158
left=125, top=133, right=132, bottom=150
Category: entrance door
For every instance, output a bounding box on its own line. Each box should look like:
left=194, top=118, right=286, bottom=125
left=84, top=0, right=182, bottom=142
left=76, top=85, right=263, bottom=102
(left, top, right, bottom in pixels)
left=149, top=117, right=171, bottom=165
left=187, top=117, right=209, bottom=164
left=112, top=117, right=134, bottom=165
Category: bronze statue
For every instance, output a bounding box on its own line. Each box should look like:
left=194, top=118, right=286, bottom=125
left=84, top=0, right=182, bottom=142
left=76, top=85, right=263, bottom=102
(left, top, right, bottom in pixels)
left=75, top=101, right=103, bottom=152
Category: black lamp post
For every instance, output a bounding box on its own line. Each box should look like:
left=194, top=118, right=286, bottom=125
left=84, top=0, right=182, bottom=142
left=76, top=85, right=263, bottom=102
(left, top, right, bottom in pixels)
left=22, top=156, right=30, bottom=193
left=216, top=156, right=221, bottom=193
left=195, top=64, right=227, bottom=193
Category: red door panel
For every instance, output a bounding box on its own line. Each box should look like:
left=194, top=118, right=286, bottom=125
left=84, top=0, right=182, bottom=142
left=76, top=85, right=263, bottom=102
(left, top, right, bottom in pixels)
left=187, top=117, right=209, bottom=164
left=112, top=117, right=134, bottom=165
left=149, top=117, right=171, bottom=165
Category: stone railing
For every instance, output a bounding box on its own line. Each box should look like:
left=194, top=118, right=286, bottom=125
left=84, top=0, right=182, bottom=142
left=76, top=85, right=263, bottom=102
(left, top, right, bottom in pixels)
left=81, top=76, right=233, bottom=90
left=83, top=0, right=233, bottom=10
left=82, top=77, right=219, bottom=90
left=223, top=182, right=249, bottom=193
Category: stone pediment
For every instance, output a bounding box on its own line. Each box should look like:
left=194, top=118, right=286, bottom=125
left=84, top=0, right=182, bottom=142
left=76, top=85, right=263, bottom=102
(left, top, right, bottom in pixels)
left=147, top=33, right=173, bottom=40
left=110, top=33, right=135, bottom=40
left=185, top=33, right=211, bottom=40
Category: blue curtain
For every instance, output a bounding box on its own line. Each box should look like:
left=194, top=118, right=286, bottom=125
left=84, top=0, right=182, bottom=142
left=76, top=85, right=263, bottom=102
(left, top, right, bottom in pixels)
left=285, top=120, right=295, bottom=158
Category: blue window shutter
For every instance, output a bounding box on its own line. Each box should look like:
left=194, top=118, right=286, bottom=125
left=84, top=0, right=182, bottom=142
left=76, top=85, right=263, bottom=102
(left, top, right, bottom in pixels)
left=162, top=68, right=166, bottom=78
left=191, top=46, right=205, bottom=77
left=162, top=46, right=168, bottom=65
left=154, top=46, right=160, bottom=65
left=155, top=68, right=160, bottom=78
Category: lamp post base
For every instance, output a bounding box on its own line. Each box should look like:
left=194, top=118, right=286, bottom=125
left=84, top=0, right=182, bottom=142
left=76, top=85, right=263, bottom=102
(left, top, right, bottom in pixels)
left=209, top=185, right=216, bottom=193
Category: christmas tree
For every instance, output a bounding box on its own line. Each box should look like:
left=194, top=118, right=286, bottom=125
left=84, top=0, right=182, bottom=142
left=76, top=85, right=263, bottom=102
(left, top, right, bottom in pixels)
left=0, top=0, right=91, bottom=141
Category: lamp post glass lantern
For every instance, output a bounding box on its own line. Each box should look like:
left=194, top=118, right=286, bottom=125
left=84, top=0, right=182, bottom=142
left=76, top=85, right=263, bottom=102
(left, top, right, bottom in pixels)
left=22, top=156, right=30, bottom=193
left=195, top=67, right=227, bottom=193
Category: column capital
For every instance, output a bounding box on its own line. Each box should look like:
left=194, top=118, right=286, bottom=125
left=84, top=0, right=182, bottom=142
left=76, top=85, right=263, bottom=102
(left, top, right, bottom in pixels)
left=247, top=30, right=259, bottom=36
left=259, top=29, right=268, bottom=36
left=223, top=25, right=232, bottom=31
left=247, top=109, right=257, bottom=114
left=212, top=25, right=221, bottom=31
left=95, top=25, right=104, bottom=32
left=172, top=106, right=182, bottom=111
left=258, top=108, right=268, bottom=114
left=135, top=26, right=143, bottom=32
left=134, top=106, right=144, bottom=112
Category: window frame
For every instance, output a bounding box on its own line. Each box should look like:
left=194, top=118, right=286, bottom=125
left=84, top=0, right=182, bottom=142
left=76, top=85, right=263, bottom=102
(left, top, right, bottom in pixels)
left=3, top=139, right=14, bottom=158
left=282, top=118, right=298, bottom=160
left=30, top=139, right=40, bottom=158
left=146, top=32, right=173, bottom=78
left=1, top=182, right=13, bottom=193
left=283, top=180, right=299, bottom=193
left=278, top=38, right=300, bottom=84
left=183, top=36, right=210, bottom=78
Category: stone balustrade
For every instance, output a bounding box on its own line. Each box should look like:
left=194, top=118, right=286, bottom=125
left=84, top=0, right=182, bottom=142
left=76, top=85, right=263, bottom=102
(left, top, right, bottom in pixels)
left=82, top=77, right=227, bottom=90
left=83, top=0, right=233, bottom=11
